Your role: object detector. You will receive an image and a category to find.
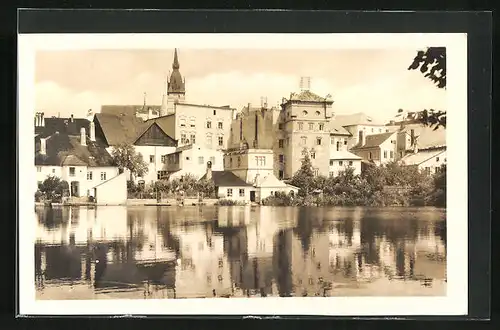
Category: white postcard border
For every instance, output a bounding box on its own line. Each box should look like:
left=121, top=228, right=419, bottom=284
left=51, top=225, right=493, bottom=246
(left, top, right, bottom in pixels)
left=18, top=33, right=468, bottom=316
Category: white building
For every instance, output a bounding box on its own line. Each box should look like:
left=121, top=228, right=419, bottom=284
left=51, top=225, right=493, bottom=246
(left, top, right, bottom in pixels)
left=34, top=116, right=126, bottom=204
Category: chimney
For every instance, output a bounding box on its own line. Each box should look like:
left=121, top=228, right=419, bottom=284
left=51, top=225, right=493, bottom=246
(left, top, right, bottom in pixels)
left=148, top=108, right=154, bottom=120
left=80, top=127, right=87, bottom=146
left=413, top=136, right=419, bottom=154
left=206, top=161, right=213, bottom=180
left=34, top=113, right=38, bottom=127
left=70, top=114, right=74, bottom=122
left=40, top=138, right=46, bottom=155
left=358, top=130, right=365, bottom=146
left=410, top=129, right=415, bottom=146
left=89, top=121, right=96, bottom=142
left=41, top=112, right=45, bottom=126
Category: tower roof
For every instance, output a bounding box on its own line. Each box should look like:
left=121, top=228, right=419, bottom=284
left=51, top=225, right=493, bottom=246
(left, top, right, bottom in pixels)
left=168, top=48, right=185, bottom=94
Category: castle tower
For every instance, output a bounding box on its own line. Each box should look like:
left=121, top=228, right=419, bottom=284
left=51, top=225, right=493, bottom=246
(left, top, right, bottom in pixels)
left=163, top=48, right=186, bottom=116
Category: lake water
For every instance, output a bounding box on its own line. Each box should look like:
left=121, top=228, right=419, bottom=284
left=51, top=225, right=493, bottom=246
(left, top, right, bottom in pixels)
left=34, top=205, right=446, bottom=299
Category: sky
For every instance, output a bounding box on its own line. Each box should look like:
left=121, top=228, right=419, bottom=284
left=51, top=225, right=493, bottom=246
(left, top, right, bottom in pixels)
left=35, top=48, right=446, bottom=122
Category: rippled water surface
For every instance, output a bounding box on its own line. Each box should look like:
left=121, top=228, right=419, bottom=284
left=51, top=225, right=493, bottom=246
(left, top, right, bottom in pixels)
left=35, top=205, right=446, bottom=299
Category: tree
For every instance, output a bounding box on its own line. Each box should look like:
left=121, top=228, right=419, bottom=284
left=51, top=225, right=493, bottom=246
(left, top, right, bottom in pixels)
left=407, top=47, right=446, bottom=130
left=111, top=142, right=149, bottom=181
left=288, top=152, right=315, bottom=196
left=38, top=176, right=69, bottom=202
left=196, top=179, right=216, bottom=198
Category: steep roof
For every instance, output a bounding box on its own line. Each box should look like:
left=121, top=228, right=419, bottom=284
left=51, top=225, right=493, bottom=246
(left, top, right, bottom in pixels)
left=200, top=171, right=253, bottom=187
left=328, top=122, right=352, bottom=136
left=333, top=112, right=385, bottom=127
left=94, top=113, right=149, bottom=146
left=35, top=117, right=90, bottom=138
left=351, top=132, right=395, bottom=150
left=255, top=174, right=288, bottom=188
left=400, top=149, right=446, bottom=166
left=287, top=90, right=333, bottom=103
left=389, top=123, right=446, bottom=150
left=34, top=132, right=114, bottom=167
left=329, top=150, right=362, bottom=160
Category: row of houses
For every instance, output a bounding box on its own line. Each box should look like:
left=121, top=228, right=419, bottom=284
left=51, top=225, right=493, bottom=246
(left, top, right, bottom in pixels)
left=34, top=49, right=446, bottom=204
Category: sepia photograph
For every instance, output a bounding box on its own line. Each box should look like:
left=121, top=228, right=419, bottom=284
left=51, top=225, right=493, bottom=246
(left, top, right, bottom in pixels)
left=18, top=32, right=468, bottom=316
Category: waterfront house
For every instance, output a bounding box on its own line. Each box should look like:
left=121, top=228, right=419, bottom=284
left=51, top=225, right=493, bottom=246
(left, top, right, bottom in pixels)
left=350, top=131, right=398, bottom=166
left=34, top=117, right=127, bottom=205
left=328, top=150, right=362, bottom=177
left=199, top=162, right=255, bottom=202
left=163, top=143, right=224, bottom=180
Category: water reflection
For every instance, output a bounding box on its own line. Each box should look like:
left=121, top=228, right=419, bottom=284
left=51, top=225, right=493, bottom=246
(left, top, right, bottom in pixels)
left=35, top=206, right=446, bottom=299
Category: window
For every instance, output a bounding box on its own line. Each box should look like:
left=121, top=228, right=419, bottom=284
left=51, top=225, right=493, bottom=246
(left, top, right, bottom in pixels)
left=313, top=168, right=319, bottom=176
left=316, top=137, right=322, bottom=145
left=227, top=188, right=233, bottom=197
left=190, top=134, right=196, bottom=144
left=308, top=123, right=314, bottom=130
left=210, top=156, right=215, bottom=165
left=230, top=157, right=233, bottom=167
left=87, top=171, right=93, bottom=180
left=218, top=136, right=224, bottom=147
left=100, top=172, right=107, bottom=181
left=149, top=155, right=155, bottom=163
left=213, top=110, right=217, bottom=116
left=157, top=170, right=168, bottom=179
left=329, top=159, right=334, bottom=166
left=301, top=136, right=307, bottom=145
left=319, top=123, right=324, bottom=130
left=425, top=167, right=431, bottom=175
left=302, top=110, right=308, bottom=116
left=384, top=150, right=388, bottom=159
left=278, top=123, right=284, bottom=130
left=349, top=161, right=353, bottom=166
left=218, top=122, right=223, bottom=129
left=379, top=128, right=382, bottom=133
left=239, top=189, right=245, bottom=197
left=205, top=134, right=212, bottom=147
left=278, top=170, right=284, bottom=179
left=310, top=151, right=316, bottom=159
left=298, top=122, right=304, bottom=130
left=369, top=152, right=372, bottom=159
left=344, top=140, right=348, bottom=145
left=181, top=134, right=187, bottom=144
left=339, top=161, right=343, bottom=166
left=279, top=154, right=284, bottom=163
left=52, top=168, right=56, bottom=173
left=316, top=111, right=321, bottom=116
left=206, top=121, right=212, bottom=129
left=36, top=166, right=41, bottom=172
left=330, top=136, right=335, bottom=145
left=329, top=171, right=335, bottom=177
left=336, top=141, right=340, bottom=151
left=371, top=128, right=374, bottom=133
left=189, top=118, right=196, bottom=127
left=180, top=118, right=186, bottom=127
left=69, top=167, right=75, bottom=177
left=435, top=167, right=441, bottom=174
left=237, top=157, right=241, bottom=167
left=255, top=156, right=266, bottom=166
left=436, top=157, right=440, bottom=162
left=198, top=156, right=204, bottom=165
left=161, top=155, right=167, bottom=163
left=390, top=151, right=394, bottom=158
left=278, top=139, right=284, bottom=148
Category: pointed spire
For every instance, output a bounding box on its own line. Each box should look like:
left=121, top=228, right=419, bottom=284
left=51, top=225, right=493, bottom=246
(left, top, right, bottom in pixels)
left=172, top=48, right=180, bottom=70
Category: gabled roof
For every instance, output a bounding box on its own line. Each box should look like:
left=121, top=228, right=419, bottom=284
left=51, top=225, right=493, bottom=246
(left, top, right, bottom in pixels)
left=286, top=90, right=333, bottom=103
left=333, top=112, right=385, bottom=127
left=255, top=174, right=287, bottom=188
left=389, top=123, right=446, bottom=150
left=200, top=171, right=253, bottom=187
left=94, top=113, right=149, bottom=146
left=144, top=114, right=175, bottom=137
left=34, top=132, right=114, bottom=167
left=35, top=117, right=90, bottom=138
left=400, top=149, right=446, bottom=166
left=329, top=150, right=362, bottom=160
left=351, top=132, right=395, bottom=150
left=328, top=122, right=352, bottom=136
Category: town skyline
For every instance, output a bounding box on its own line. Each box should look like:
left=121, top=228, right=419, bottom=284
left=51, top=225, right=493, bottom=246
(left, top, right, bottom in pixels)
left=35, top=48, right=446, bottom=122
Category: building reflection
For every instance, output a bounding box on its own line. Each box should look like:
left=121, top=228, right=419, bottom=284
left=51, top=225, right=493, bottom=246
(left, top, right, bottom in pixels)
left=35, top=205, right=447, bottom=299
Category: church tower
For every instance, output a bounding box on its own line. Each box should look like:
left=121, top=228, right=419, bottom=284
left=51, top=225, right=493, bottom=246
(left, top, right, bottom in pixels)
left=162, top=48, right=186, bottom=116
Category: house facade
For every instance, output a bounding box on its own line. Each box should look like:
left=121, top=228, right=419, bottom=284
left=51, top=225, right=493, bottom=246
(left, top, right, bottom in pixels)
left=34, top=117, right=126, bottom=204
left=350, top=131, right=398, bottom=166
left=199, top=162, right=255, bottom=202
left=164, top=144, right=225, bottom=180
